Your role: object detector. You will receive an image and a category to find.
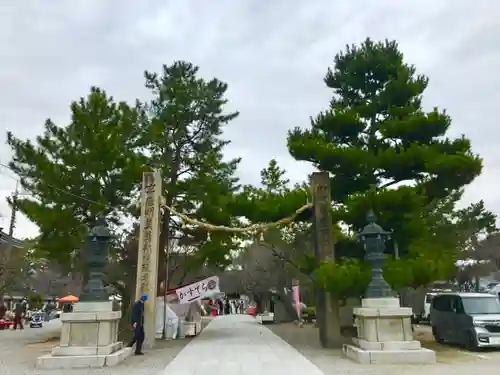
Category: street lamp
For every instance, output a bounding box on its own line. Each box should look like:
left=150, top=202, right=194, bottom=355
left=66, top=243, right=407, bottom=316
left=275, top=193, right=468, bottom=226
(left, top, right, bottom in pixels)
left=357, top=210, right=394, bottom=298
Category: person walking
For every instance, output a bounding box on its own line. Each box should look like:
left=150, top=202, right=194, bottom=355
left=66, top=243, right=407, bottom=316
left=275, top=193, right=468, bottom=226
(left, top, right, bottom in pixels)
left=128, top=294, right=147, bottom=355
left=0, top=302, right=6, bottom=320
left=12, top=301, right=26, bottom=330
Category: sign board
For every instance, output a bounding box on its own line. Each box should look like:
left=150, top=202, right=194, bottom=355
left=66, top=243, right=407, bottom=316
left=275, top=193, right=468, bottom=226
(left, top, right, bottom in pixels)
left=175, top=276, right=220, bottom=304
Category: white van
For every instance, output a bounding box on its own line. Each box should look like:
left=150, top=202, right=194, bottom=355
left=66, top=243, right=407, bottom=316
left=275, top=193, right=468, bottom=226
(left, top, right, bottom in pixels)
left=422, top=293, right=437, bottom=322
left=488, top=284, right=500, bottom=299
left=415, top=289, right=453, bottom=323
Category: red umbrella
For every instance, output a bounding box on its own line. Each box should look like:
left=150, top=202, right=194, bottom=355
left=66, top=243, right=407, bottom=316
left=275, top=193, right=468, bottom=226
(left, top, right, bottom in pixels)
left=58, top=295, right=79, bottom=303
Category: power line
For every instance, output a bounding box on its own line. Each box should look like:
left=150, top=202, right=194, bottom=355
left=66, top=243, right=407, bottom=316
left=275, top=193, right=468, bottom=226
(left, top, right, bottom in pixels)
left=0, top=162, right=308, bottom=236
left=0, top=162, right=107, bottom=207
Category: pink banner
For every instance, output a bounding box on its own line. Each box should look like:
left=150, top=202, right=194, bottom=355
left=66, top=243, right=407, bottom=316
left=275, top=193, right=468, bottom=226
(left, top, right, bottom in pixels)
left=292, top=285, right=301, bottom=319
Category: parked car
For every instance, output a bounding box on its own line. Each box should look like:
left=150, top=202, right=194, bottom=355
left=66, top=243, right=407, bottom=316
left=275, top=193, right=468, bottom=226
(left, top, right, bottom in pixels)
left=419, top=293, right=437, bottom=323
left=488, top=284, right=500, bottom=300
left=412, top=289, right=452, bottom=324
left=430, top=292, right=500, bottom=350
left=302, top=306, right=316, bottom=323
left=486, top=281, right=500, bottom=292
left=29, top=312, right=44, bottom=328
left=48, top=310, right=62, bottom=320
left=0, top=320, right=13, bottom=330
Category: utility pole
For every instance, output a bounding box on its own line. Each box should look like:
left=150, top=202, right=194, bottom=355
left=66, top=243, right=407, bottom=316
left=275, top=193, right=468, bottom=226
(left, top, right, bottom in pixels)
left=6, top=180, right=19, bottom=258
left=1, top=181, right=19, bottom=304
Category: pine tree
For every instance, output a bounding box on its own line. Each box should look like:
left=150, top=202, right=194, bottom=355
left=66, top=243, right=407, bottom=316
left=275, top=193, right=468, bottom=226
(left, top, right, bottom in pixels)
left=139, top=61, right=241, bottom=287
left=260, top=159, right=290, bottom=194
left=288, top=38, right=482, bottom=254
left=287, top=38, right=486, bottom=289
left=7, top=88, right=143, bottom=266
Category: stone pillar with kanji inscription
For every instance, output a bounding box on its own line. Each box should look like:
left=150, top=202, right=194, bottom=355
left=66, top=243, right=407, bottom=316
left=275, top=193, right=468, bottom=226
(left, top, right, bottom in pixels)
left=311, top=172, right=343, bottom=348
left=135, top=170, right=162, bottom=349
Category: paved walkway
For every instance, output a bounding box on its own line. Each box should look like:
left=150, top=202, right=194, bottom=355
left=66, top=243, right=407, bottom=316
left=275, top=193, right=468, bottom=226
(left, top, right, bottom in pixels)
left=0, top=318, right=62, bottom=373
left=161, top=314, right=325, bottom=375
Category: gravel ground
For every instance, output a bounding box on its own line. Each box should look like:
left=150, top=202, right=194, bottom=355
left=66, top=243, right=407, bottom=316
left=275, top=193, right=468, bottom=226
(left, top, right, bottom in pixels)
left=0, top=317, right=213, bottom=375
left=268, top=322, right=500, bottom=375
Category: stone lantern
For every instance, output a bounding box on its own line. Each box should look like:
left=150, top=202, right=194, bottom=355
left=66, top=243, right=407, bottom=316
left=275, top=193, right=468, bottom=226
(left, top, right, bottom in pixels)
left=357, top=210, right=393, bottom=299
left=37, top=217, right=132, bottom=369
left=342, top=210, right=436, bottom=365
left=80, top=216, right=111, bottom=302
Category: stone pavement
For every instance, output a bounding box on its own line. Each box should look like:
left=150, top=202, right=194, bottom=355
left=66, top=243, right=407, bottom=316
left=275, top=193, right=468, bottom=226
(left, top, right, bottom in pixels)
left=0, top=318, right=62, bottom=372
left=161, top=314, right=326, bottom=375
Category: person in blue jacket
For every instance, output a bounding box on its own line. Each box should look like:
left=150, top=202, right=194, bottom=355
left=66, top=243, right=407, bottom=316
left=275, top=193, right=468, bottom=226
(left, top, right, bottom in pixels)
left=128, top=294, right=147, bottom=355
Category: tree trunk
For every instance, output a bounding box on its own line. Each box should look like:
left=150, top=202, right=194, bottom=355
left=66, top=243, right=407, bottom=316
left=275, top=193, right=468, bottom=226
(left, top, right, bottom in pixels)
left=157, top=146, right=181, bottom=293
left=117, top=282, right=133, bottom=342
left=275, top=290, right=300, bottom=323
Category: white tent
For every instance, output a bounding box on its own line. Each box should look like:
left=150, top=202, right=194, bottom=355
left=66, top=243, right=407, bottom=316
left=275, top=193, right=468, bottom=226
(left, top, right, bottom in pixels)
left=170, top=300, right=204, bottom=337
left=155, top=297, right=179, bottom=339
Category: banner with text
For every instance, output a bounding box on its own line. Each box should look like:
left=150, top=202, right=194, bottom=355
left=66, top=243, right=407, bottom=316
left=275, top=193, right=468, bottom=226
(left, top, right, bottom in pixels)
left=175, top=276, right=220, bottom=304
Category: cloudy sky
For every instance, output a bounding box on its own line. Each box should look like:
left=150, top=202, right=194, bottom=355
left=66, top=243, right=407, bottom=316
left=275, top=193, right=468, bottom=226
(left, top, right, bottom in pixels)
left=1, top=1, right=499, bottom=239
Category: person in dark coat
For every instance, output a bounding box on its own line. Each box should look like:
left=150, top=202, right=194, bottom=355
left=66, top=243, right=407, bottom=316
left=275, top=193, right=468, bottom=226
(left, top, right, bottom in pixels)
left=13, top=301, right=26, bottom=330
left=128, top=294, right=147, bottom=355
left=0, top=303, right=6, bottom=319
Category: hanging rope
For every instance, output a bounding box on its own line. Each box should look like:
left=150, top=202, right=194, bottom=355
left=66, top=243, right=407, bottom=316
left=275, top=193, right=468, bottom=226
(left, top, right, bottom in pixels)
left=160, top=201, right=313, bottom=234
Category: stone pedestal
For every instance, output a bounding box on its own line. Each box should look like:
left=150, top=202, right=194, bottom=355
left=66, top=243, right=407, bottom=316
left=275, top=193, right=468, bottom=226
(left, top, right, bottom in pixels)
left=37, top=302, right=132, bottom=369
left=342, top=298, right=436, bottom=364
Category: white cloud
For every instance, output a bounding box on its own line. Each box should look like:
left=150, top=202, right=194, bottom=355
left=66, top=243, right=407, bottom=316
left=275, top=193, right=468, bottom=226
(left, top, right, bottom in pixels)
left=1, top=0, right=500, bottom=238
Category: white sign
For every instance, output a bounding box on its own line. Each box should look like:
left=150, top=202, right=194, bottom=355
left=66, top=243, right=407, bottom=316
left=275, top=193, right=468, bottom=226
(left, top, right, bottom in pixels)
left=175, top=276, right=220, bottom=304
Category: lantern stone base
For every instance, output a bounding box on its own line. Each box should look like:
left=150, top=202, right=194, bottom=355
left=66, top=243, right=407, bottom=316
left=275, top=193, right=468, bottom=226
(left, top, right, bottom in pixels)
left=342, top=298, right=436, bottom=365
left=37, top=302, right=132, bottom=369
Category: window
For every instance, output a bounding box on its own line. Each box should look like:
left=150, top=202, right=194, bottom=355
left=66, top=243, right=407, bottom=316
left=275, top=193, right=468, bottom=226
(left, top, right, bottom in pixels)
left=454, top=297, right=465, bottom=314
left=462, top=297, right=500, bottom=315
left=432, top=296, right=452, bottom=312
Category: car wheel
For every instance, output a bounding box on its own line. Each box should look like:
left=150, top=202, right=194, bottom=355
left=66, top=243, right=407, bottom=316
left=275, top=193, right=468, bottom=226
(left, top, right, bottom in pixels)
left=466, top=332, right=478, bottom=351
left=432, top=326, right=444, bottom=344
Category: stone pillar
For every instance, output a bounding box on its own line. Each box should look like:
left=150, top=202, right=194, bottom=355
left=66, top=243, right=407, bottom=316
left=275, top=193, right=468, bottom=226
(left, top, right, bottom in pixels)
left=135, top=170, right=162, bottom=349
left=311, top=172, right=342, bottom=348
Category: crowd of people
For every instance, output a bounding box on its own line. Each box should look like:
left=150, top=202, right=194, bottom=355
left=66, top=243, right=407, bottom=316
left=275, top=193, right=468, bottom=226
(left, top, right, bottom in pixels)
left=0, top=301, right=28, bottom=330
left=208, top=297, right=246, bottom=316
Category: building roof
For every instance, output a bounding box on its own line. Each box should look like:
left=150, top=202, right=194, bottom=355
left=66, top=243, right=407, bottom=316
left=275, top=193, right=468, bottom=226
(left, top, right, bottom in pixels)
left=0, top=229, right=24, bottom=249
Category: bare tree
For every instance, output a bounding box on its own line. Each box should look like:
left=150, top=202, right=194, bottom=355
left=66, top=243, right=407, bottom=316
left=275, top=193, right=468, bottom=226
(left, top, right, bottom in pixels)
left=236, top=238, right=309, bottom=321
left=0, top=246, right=34, bottom=298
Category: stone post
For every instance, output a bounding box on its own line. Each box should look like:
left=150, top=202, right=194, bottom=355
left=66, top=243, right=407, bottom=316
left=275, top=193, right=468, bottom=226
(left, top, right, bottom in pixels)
left=135, top=170, right=162, bottom=349
left=310, top=172, right=342, bottom=348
